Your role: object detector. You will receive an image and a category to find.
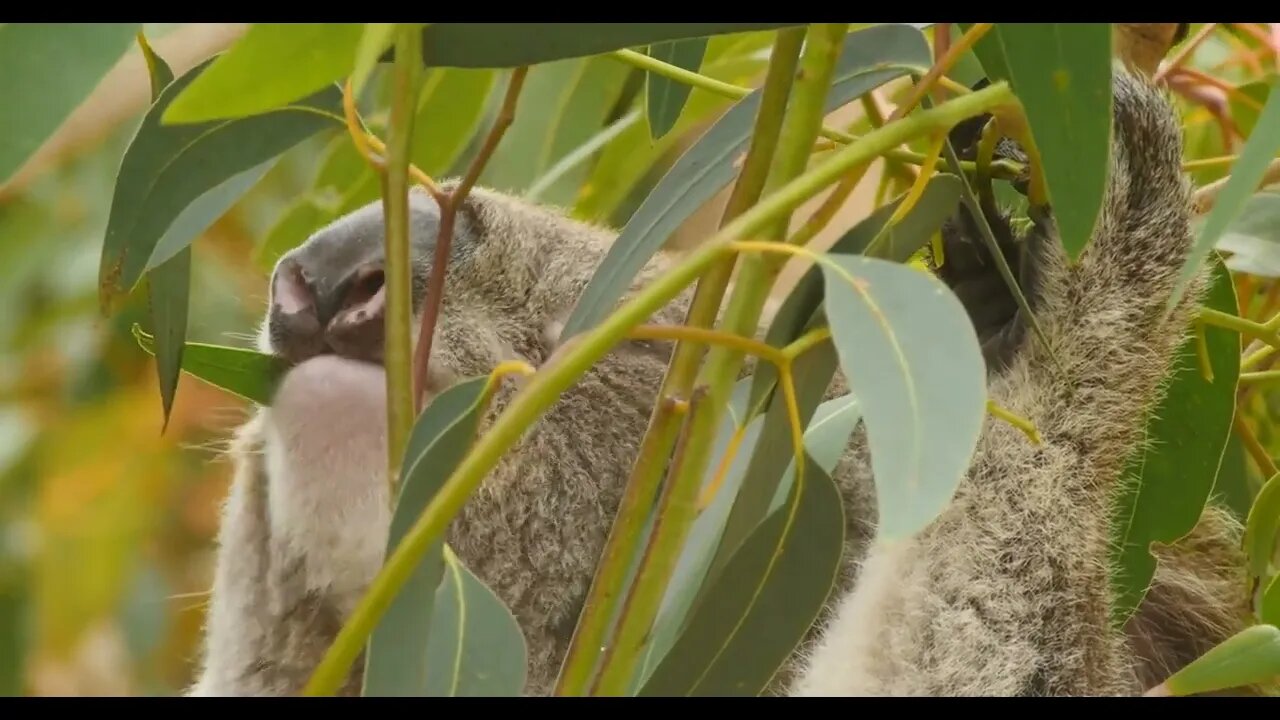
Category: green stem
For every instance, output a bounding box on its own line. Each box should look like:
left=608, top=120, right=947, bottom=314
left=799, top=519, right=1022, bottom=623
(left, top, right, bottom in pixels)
left=301, top=80, right=1016, bottom=697
left=589, top=23, right=849, bottom=697
left=607, top=44, right=1023, bottom=181
left=1200, top=307, right=1280, bottom=349
left=554, top=27, right=806, bottom=697
left=1241, top=370, right=1280, bottom=384
left=382, top=25, right=424, bottom=493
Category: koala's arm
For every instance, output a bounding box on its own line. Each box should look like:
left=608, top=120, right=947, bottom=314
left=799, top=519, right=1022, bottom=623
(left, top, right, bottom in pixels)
left=790, top=64, right=1215, bottom=696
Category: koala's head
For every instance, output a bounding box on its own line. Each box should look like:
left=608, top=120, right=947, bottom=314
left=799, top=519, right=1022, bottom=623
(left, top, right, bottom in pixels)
left=257, top=182, right=623, bottom=376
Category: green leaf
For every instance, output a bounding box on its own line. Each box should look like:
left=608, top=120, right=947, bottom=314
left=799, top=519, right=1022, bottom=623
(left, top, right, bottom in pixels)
left=1153, top=624, right=1280, bottom=696
left=1246, top=471, right=1280, bottom=581
left=1213, top=432, right=1255, bottom=524
left=364, top=376, right=527, bottom=696
left=351, top=23, right=397, bottom=97
left=415, top=23, right=803, bottom=68
left=1215, top=192, right=1280, bottom=278
left=422, top=550, right=528, bottom=696
left=1261, top=574, right=1280, bottom=627
left=638, top=456, right=844, bottom=696
left=820, top=254, right=987, bottom=540
left=135, top=35, right=189, bottom=432
left=479, top=57, right=629, bottom=204
left=749, top=174, right=963, bottom=409
left=131, top=325, right=288, bottom=406
left=1227, top=77, right=1274, bottom=138
left=1109, top=254, right=1241, bottom=623
left=0, top=23, right=139, bottom=184
left=413, top=68, right=498, bottom=177
left=560, top=23, right=932, bottom=340
left=646, top=38, right=709, bottom=140
left=150, top=159, right=278, bottom=272
left=99, top=57, right=342, bottom=309
left=1173, top=76, right=1280, bottom=309
left=973, top=23, right=1114, bottom=261
left=162, top=23, right=364, bottom=123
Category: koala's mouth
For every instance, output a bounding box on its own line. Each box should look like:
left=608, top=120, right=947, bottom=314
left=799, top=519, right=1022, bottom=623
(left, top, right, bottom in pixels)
left=269, top=261, right=391, bottom=367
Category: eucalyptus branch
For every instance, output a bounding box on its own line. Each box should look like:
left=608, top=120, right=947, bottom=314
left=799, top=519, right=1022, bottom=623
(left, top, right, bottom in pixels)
left=588, top=24, right=850, bottom=696
left=886, top=22, right=992, bottom=123
left=1199, top=306, right=1280, bottom=349
left=1235, top=413, right=1280, bottom=479
left=554, top=27, right=806, bottom=697
left=382, top=26, right=425, bottom=494
left=411, top=67, right=529, bottom=411
left=1192, top=157, right=1280, bottom=215
left=302, top=80, right=1016, bottom=696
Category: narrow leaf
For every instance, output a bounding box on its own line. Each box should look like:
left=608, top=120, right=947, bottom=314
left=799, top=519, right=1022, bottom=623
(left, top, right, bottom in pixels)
left=820, top=254, right=987, bottom=540
left=639, top=458, right=844, bottom=696
left=99, top=57, right=342, bottom=309
left=423, top=550, right=528, bottom=696
left=1154, top=624, right=1280, bottom=696
left=136, top=34, right=188, bottom=431
left=132, top=325, right=288, bottom=406
left=413, top=68, right=498, bottom=177
left=561, top=23, right=933, bottom=340
left=0, top=23, right=139, bottom=183
left=646, top=38, right=709, bottom=140
left=976, top=23, right=1114, bottom=261
left=1173, top=75, right=1280, bottom=308
left=351, top=23, right=397, bottom=97
left=1215, top=192, right=1280, bottom=278
left=149, top=159, right=278, bottom=272
left=1246, top=471, right=1280, bottom=581
left=1110, top=254, right=1241, bottom=623
left=416, top=23, right=802, bottom=68
left=162, top=23, right=364, bottom=123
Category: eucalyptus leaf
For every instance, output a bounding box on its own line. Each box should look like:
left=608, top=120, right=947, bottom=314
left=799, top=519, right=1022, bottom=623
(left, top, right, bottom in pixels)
left=413, top=68, right=498, bottom=177
left=1173, top=75, right=1280, bottom=309
left=99, top=57, right=343, bottom=309
left=132, top=325, right=288, bottom=406
left=638, top=457, right=844, bottom=696
left=646, top=38, right=709, bottom=140
left=0, top=23, right=139, bottom=183
left=820, top=254, right=987, bottom=540
left=1261, top=574, right=1280, bottom=627
left=351, top=23, right=397, bottom=97
left=162, top=23, right=365, bottom=123
left=970, top=23, right=1114, bottom=261
left=1109, top=254, right=1241, bottom=623
left=1154, top=624, right=1280, bottom=696
left=1246, top=471, right=1280, bottom=581
left=414, top=23, right=803, bottom=68
left=1215, top=192, right=1280, bottom=278
left=561, top=23, right=933, bottom=340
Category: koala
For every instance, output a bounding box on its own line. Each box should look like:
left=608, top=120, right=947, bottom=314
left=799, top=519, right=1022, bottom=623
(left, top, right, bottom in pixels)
left=185, top=62, right=1253, bottom=697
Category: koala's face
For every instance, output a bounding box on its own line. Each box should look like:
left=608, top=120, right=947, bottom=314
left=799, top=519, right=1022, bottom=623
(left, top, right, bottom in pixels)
left=262, top=188, right=473, bottom=366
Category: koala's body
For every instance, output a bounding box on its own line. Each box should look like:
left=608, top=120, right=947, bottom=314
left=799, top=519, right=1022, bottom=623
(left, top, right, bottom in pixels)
left=186, top=62, right=1253, bottom=697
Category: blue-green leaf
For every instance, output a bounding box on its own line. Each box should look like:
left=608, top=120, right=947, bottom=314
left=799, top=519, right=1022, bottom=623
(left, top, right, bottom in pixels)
left=1110, top=254, right=1241, bottom=623
left=646, top=39, right=709, bottom=140
left=820, top=254, right=987, bottom=540
left=0, top=23, right=139, bottom=183
left=1215, top=192, right=1280, bottom=278
left=1152, top=624, right=1280, bottom=696
left=560, top=23, right=933, bottom=341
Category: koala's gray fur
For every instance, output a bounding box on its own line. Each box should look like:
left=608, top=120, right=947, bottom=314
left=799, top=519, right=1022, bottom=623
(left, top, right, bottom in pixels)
left=186, top=63, right=1254, bottom=697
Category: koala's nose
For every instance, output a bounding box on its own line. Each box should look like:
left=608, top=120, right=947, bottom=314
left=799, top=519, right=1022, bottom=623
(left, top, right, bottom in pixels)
left=268, top=258, right=387, bottom=364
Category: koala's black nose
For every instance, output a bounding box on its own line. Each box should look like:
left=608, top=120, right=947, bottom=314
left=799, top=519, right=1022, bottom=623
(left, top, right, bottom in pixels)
left=268, top=256, right=388, bottom=365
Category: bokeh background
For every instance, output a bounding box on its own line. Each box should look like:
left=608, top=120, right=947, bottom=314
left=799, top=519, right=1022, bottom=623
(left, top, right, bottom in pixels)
left=0, top=22, right=1274, bottom=696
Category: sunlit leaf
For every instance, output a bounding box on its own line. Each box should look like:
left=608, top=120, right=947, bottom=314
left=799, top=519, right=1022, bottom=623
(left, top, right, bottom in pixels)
left=1173, top=75, right=1280, bottom=308
left=1246, top=471, right=1280, bottom=581
left=1110, top=254, right=1241, bottom=623
left=132, top=325, right=288, bottom=406
left=1261, top=575, right=1280, bottom=627
left=351, top=23, right=397, bottom=97
left=971, top=23, right=1113, bottom=261
left=162, top=23, right=364, bottom=123
left=820, top=254, right=987, bottom=540
left=561, top=23, right=933, bottom=340
left=415, top=23, right=803, bottom=68
left=1152, top=624, right=1280, bottom=696
left=646, top=38, right=709, bottom=140
left=0, top=22, right=139, bottom=183
left=413, top=68, right=498, bottom=177
left=1215, top=192, right=1280, bottom=278
left=639, top=457, right=843, bottom=696
left=364, top=376, right=527, bottom=696
left=99, top=57, right=342, bottom=309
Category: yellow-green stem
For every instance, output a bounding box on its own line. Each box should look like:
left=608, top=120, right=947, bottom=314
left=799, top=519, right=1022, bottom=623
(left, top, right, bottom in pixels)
left=301, top=80, right=1015, bottom=696
left=588, top=23, right=848, bottom=696
left=382, top=25, right=424, bottom=493
left=553, top=26, right=806, bottom=697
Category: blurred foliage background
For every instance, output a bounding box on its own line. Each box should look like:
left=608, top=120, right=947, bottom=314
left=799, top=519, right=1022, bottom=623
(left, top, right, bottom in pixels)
left=0, top=22, right=1276, bottom=696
